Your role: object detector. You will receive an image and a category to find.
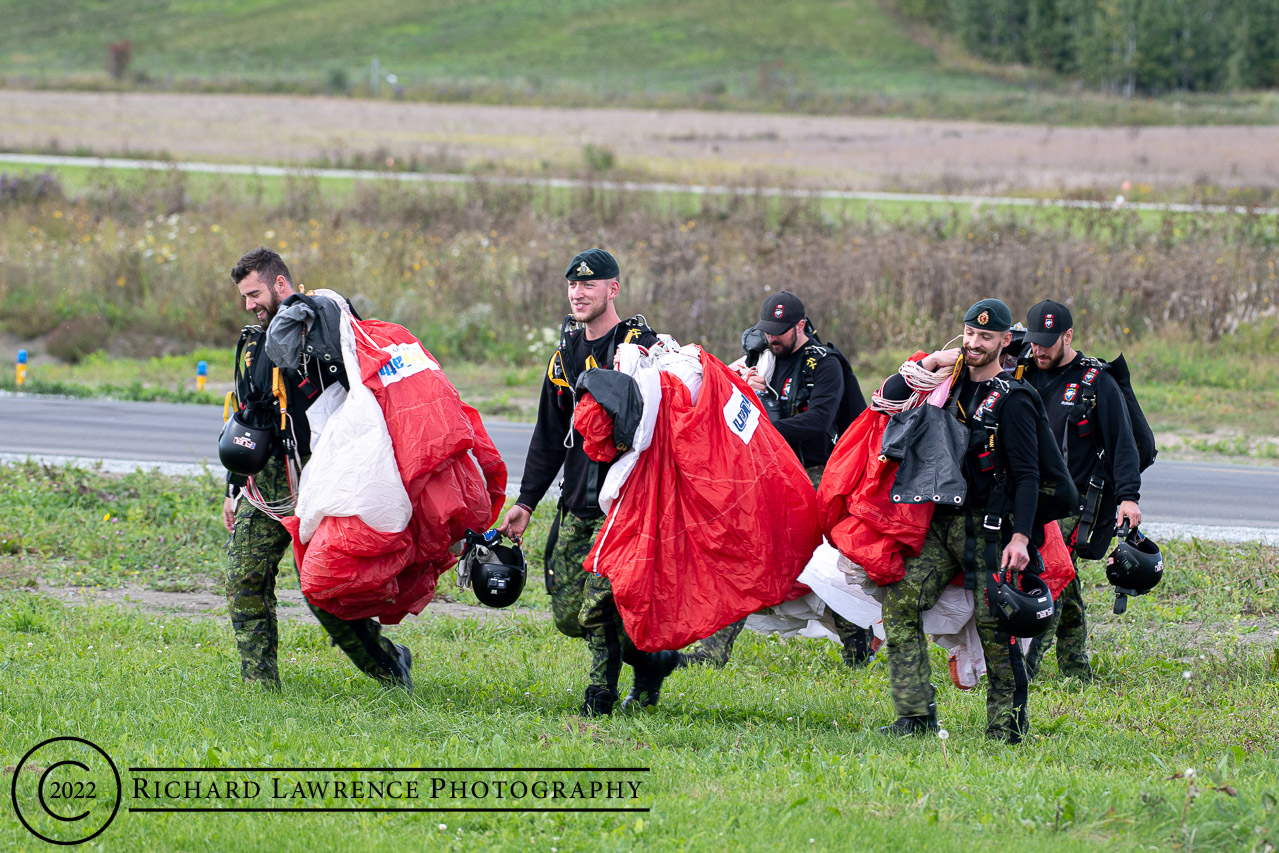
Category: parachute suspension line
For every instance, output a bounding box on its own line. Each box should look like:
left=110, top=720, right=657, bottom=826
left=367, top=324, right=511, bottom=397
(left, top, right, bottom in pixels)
left=871, top=358, right=952, bottom=415
left=563, top=410, right=576, bottom=449
left=242, top=477, right=290, bottom=521
left=241, top=412, right=304, bottom=520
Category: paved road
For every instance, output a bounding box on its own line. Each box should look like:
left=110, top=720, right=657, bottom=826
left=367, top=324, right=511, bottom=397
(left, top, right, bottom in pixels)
left=2, top=393, right=1276, bottom=541
left=2, top=153, right=1276, bottom=217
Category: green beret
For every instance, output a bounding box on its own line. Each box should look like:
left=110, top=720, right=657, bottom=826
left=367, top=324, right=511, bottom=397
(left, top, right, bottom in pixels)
left=565, top=249, right=619, bottom=281
left=962, top=298, right=1012, bottom=332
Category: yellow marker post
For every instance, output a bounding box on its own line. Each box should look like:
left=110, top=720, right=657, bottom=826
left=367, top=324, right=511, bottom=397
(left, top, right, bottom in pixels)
left=16, top=349, right=27, bottom=387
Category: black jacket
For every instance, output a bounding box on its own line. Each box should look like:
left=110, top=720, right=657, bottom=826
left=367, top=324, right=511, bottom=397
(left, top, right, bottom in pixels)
left=1026, top=352, right=1141, bottom=503
left=769, top=334, right=844, bottom=468
left=882, top=369, right=1041, bottom=540
left=516, top=320, right=659, bottom=519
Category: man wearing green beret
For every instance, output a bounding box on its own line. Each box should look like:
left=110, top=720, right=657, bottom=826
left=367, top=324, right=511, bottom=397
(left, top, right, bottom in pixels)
left=498, top=248, right=682, bottom=717
left=875, top=298, right=1045, bottom=743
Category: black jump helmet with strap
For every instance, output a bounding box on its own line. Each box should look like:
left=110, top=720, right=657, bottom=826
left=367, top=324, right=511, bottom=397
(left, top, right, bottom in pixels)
left=459, top=529, right=527, bottom=608
left=993, top=562, right=1056, bottom=637
left=1106, top=522, right=1164, bottom=614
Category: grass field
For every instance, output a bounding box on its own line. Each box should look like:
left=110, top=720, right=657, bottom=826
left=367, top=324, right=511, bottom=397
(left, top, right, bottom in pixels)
left=2, top=0, right=1279, bottom=125
left=1, top=462, right=1278, bottom=850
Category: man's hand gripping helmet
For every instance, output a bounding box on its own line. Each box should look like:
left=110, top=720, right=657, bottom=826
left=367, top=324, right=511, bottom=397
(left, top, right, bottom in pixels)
left=459, top=529, right=527, bottom=609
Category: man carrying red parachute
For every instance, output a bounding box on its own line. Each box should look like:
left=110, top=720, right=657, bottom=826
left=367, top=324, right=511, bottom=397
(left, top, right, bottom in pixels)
left=218, top=247, right=505, bottom=693
left=500, top=249, right=819, bottom=717
left=817, top=298, right=1079, bottom=743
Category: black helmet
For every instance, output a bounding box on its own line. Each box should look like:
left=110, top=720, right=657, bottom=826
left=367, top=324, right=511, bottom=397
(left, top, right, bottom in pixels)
left=460, top=529, right=526, bottom=608
left=1106, top=524, right=1164, bottom=614
left=218, top=409, right=275, bottom=476
left=1004, top=322, right=1030, bottom=370
left=993, top=568, right=1055, bottom=637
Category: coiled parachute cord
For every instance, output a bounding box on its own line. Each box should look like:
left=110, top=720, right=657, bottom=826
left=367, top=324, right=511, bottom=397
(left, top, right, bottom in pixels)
left=871, top=358, right=952, bottom=415
left=242, top=412, right=304, bottom=521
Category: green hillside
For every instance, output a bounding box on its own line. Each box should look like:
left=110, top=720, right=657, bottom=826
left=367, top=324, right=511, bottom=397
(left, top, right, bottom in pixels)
left=2, top=0, right=1277, bottom=123
left=0, top=0, right=1030, bottom=98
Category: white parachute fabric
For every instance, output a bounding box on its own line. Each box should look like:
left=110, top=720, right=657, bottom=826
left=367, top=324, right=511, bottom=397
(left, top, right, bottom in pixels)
left=597, top=338, right=702, bottom=514
left=796, top=543, right=886, bottom=640
left=755, top=542, right=1017, bottom=689
left=744, top=593, right=840, bottom=642
left=305, top=382, right=347, bottom=451
left=293, top=296, right=412, bottom=543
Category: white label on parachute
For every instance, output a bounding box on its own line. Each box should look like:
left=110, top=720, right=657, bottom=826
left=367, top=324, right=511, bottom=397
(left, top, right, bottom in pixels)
left=377, top=342, right=439, bottom=386
left=722, top=388, right=760, bottom=445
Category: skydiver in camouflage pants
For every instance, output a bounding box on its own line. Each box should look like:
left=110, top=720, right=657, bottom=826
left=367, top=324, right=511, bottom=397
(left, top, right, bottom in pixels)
left=1025, top=514, right=1090, bottom=680
left=545, top=511, right=680, bottom=714
left=881, top=511, right=1030, bottom=742
left=876, top=299, right=1044, bottom=744
left=226, top=456, right=412, bottom=691
left=223, top=247, right=410, bottom=692
left=498, top=248, right=680, bottom=717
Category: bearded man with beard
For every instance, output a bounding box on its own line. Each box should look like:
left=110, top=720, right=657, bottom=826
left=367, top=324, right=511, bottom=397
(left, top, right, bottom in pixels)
left=1020, top=300, right=1144, bottom=682
left=222, top=247, right=413, bottom=691
left=876, top=298, right=1043, bottom=744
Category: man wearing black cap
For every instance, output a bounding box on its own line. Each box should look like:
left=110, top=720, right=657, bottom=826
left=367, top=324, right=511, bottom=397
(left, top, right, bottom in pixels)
left=745, top=291, right=867, bottom=480
left=876, top=298, right=1043, bottom=743
left=1021, top=299, right=1144, bottom=682
left=498, top=248, right=681, bottom=717
left=684, top=290, right=874, bottom=669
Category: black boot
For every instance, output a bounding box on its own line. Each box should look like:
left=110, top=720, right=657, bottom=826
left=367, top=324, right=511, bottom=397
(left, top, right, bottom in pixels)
left=580, top=685, right=617, bottom=717
left=385, top=643, right=413, bottom=692
left=621, top=651, right=684, bottom=710
left=878, top=703, right=939, bottom=736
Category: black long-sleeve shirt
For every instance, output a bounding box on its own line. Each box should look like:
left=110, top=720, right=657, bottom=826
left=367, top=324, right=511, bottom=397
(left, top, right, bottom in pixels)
left=516, top=322, right=658, bottom=519
left=770, top=337, right=844, bottom=468
left=1026, top=352, right=1141, bottom=502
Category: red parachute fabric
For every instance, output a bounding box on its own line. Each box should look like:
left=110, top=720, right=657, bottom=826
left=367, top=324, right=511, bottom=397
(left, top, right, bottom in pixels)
left=573, top=393, right=619, bottom=462
left=817, top=407, right=934, bottom=586
left=581, top=348, right=819, bottom=652
left=283, top=318, right=506, bottom=623
left=1039, top=521, right=1076, bottom=599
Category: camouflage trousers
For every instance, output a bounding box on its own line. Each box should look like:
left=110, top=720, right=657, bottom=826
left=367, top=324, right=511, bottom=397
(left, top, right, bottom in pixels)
left=1026, top=515, right=1092, bottom=680
left=545, top=510, right=656, bottom=696
left=881, top=511, right=1030, bottom=742
left=226, top=456, right=403, bottom=688
left=687, top=461, right=876, bottom=669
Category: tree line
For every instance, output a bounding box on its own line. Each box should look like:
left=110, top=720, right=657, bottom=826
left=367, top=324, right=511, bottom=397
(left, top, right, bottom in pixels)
left=899, top=0, right=1279, bottom=94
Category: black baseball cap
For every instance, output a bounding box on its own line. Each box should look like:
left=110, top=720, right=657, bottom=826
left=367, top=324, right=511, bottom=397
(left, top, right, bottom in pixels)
left=565, top=248, right=619, bottom=281
left=1024, top=300, right=1073, bottom=345
left=756, top=291, right=805, bottom=335
left=962, top=298, right=1012, bottom=333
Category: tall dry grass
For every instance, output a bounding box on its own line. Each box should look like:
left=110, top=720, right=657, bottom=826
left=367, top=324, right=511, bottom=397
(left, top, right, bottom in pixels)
left=0, top=170, right=1275, bottom=365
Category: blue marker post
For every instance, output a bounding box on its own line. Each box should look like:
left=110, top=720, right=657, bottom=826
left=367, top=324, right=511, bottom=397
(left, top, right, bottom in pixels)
left=196, top=360, right=208, bottom=392
left=16, top=349, right=27, bottom=387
